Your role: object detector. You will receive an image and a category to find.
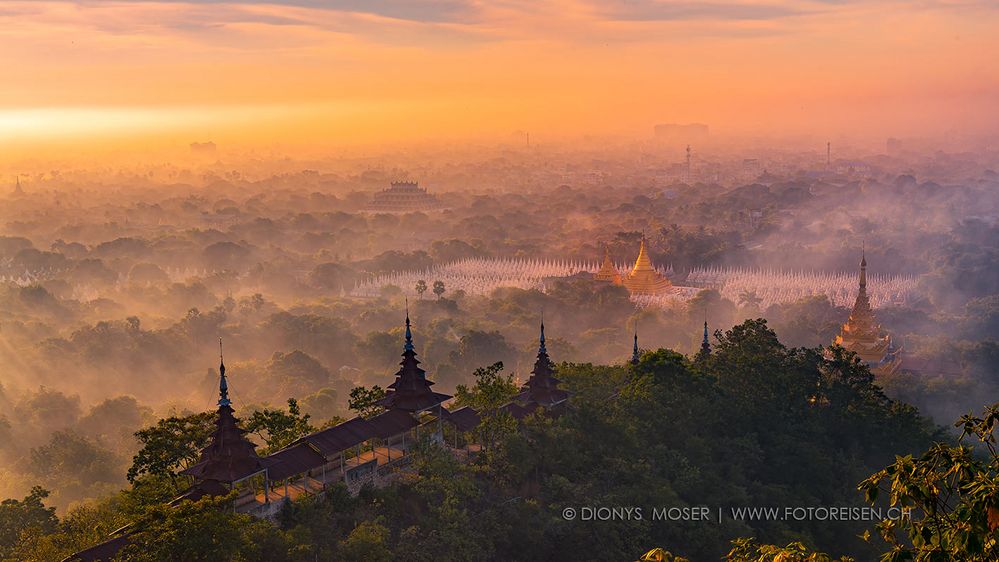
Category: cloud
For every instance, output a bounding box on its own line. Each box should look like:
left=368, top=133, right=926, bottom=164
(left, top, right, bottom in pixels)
left=595, top=1, right=809, bottom=22
left=65, top=0, right=481, bottom=24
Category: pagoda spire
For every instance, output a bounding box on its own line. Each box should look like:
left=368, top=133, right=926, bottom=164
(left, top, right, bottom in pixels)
left=859, top=243, right=867, bottom=292
left=622, top=235, right=672, bottom=295
left=516, top=314, right=569, bottom=408
left=832, top=249, right=901, bottom=376
left=631, top=331, right=640, bottom=365
left=218, top=338, right=231, bottom=407
left=701, top=321, right=711, bottom=355
left=375, top=306, right=451, bottom=412
left=404, top=299, right=414, bottom=352
left=539, top=313, right=547, bottom=356
left=180, top=343, right=268, bottom=485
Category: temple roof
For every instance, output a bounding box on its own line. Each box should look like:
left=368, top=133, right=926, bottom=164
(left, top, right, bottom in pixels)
left=265, top=443, right=327, bottom=482
left=833, top=251, right=902, bottom=375
left=594, top=246, right=622, bottom=284
left=376, top=311, right=452, bottom=412
left=443, top=406, right=481, bottom=433
left=295, top=416, right=373, bottom=457
left=621, top=237, right=672, bottom=295
left=179, top=351, right=270, bottom=484
left=517, top=320, right=570, bottom=408
left=62, top=534, right=132, bottom=562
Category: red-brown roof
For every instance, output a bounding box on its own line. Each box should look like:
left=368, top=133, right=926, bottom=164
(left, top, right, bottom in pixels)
left=366, top=409, right=420, bottom=440
left=296, top=416, right=373, bottom=457
left=266, top=442, right=327, bottom=482
left=63, top=534, right=131, bottom=562
left=444, top=406, right=481, bottom=432
left=501, top=401, right=536, bottom=420
left=179, top=405, right=271, bottom=483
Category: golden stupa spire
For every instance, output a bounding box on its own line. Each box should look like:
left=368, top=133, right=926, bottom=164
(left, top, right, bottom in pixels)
left=621, top=235, right=672, bottom=295
left=833, top=248, right=901, bottom=376
left=632, top=237, right=656, bottom=272
left=594, top=245, right=622, bottom=284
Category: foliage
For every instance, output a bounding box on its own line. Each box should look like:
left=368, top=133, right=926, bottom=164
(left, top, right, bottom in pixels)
left=244, top=398, right=315, bottom=454
left=127, top=411, right=215, bottom=483
left=453, top=362, right=519, bottom=411
left=347, top=385, right=386, bottom=419
left=858, top=402, right=999, bottom=561
left=119, top=494, right=290, bottom=562
left=0, top=487, right=58, bottom=558
left=726, top=538, right=853, bottom=562
left=637, top=547, right=690, bottom=562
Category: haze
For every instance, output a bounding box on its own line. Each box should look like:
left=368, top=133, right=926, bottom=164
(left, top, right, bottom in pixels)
left=2, top=0, right=998, bottom=154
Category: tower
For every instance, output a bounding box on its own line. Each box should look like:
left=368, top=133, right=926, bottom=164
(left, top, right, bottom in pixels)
left=685, top=145, right=692, bottom=182
left=594, top=245, right=623, bottom=284
left=621, top=237, right=672, bottom=295
left=826, top=142, right=831, bottom=168
left=631, top=331, right=640, bottom=365
left=832, top=250, right=902, bottom=376
left=180, top=341, right=270, bottom=489
left=376, top=308, right=452, bottom=413
left=516, top=317, right=570, bottom=409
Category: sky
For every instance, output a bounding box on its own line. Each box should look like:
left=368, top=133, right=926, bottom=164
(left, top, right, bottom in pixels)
left=0, top=0, right=997, bottom=151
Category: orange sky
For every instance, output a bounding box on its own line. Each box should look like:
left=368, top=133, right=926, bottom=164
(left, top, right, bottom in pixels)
left=1, top=0, right=997, bottom=150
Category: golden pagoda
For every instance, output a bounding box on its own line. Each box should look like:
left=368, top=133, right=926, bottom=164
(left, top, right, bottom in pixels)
left=621, top=237, right=672, bottom=295
left=833, top=251, right=902, bottom=376
left=594, top=246, right=622, bottom=284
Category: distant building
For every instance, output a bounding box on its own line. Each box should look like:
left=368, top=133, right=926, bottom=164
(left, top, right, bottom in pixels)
left=594, top=246, right=622, bottom=284
left=833, top=252, right=902, bottom=377
left=367, top=181, right=442, bottom=213
left=622, top=237, right=672, bottom=295
left=190, top=141, right=217, bottom=156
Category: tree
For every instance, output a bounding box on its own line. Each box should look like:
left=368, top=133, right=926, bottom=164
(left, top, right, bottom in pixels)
left=0, top=487, right=58, bottom=557
left=453, top=362, right=519, bottom=450
left=348, top=386, right=386, bottom=419
left=453, top=362, right=518, bottom=412
left=120, top=494, right=289, bottom=562
left=725, top=539, right=851, bottom=562
left=339, top=520, right=393, bottom=562
left=858, top=402, right=999, bottom=561
left=432, top=280, right=445, bottom=300
left=638, top=548, right=690, bottom=562
left=737, top=290, right=763, bottom=315
left=244, top=398, right=315, bottom=454
left=415, top=279, right=428, bottom=299
left=128, top=411, right=215, bottom=484
left=28, top=431, right=119, bottom=489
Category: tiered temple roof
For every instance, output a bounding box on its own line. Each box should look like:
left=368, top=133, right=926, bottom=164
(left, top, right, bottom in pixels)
left=376, top=311, right=452, bottom=412
left=367, top=181, right=441, bottom=213
left=180, top=350, right=270, bottom=485
left=515, top=320, right=570, bottom=409
left=621, top=238, right=673, bottom=295
left=833, top=252, right=902, bottom=376
left=594, top=246, right=623, bottom=284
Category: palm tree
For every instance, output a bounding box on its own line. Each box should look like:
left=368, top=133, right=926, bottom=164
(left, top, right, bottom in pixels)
left=415, top=279, right=427, bottom=299
left=432, top=280, right=445, bottom=300
left=738, top=290, right=763, bottom=310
